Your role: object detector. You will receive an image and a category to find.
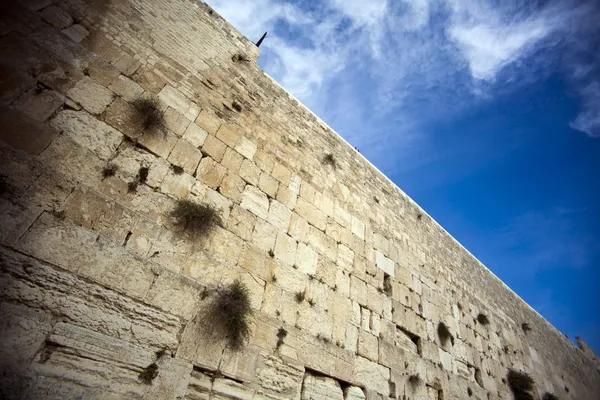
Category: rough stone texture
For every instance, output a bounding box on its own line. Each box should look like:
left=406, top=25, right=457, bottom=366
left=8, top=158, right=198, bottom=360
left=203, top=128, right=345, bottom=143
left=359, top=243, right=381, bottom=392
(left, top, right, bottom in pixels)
left=67, top=76, right=115, bottom=114
left=0, top=1, right=598, bottom=400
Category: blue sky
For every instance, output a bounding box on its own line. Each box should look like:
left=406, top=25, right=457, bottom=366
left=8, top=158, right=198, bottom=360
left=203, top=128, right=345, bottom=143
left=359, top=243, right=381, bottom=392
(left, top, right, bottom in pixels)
left=207, top=0, right=600, bottom=352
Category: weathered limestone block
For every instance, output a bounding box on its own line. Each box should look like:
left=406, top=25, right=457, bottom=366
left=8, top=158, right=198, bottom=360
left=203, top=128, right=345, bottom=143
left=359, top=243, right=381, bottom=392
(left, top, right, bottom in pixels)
left=183, top=122, right=208, bottom=148
left=308, top=226, right=337, bottom=261
left=344, top=386, right=366, bottom=400
left=105, top=96, right=144, bottom=139
left=295, top=242, right=318, bottom=275
left=267, top=200, right=292, bottom=231
left=274, top=231, right=297, bottom=266
left=62, top=24, right=89, bottom=43
left=255, top=353, right=304, bottom=398
left=144, top=269, right=204, bottom=320
left=13, top=87, right=64, bottom=121
left=168, top=138, right=202, bottom=175
left=221, top=147, right=244, bottom=172
left=112, top=52, right=142, bottom=77
left=0, top=249, right=181, bottom=349
left=195, top=109, right=221, bottom=135
left=272, top=162, right=292, bottom=185
left=375, top=251, right=394, bottom=277
left=235, top=136, right=257, bottom=160
left=50, top=109, right=123, bottom=160
left=352, top=356, right=390, bottom=395
left=212, top=378, right=255, bottom=400
left=358, top=329, right=378, bottom=361
left=241, top=185, right=270, bottom=219
left=219, top=172, right=246, bottom=202
left=252, top=219, right=278, bottom=253
left=259, top=172, right=279, bottom=198
left=40, top=5, right=73, bottom=28
left=301, top=372, right=344, bottom=400
left=202, top=134, right=227, bottom=162
left=216, top=123, right=241, bottom=148
left=296, top=197, right=326, bottom=231
left=67, top=76, right=114, bottom=114
left=164, top=107, right=192, bottom=136
left=351, top=216, right=366, bottom=240
left=109, top=75, right=144, bottom=102
left=239, top=158, right=261, bottom=185
left=158, top=85, right=199, bottom=121
left=184, top=369, right=213, bottom=400
left=228, top=205, right=256, bottom=241
left=0, top=302, right=52, bottom=375
left=146, top=356, right=194, bottom=400
left=138, top=129, right=179, bottom=159
left=87, top=59, right=121, bottom=87
left=345, top=324, right=359, bottom=353
left=0, top=105, right=60, bottom=155
left=289, top=213, right=310, bottom=243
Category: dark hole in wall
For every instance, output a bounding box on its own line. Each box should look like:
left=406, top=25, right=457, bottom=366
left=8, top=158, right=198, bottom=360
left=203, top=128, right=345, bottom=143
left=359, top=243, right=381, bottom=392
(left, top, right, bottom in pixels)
left=397, top=325, right=422, bottom=356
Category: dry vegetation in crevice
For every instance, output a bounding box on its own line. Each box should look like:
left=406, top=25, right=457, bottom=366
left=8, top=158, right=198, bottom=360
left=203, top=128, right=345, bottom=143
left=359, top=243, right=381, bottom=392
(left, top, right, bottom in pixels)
left=171, top=199, right=222, bottom=236
left=506, top=369, right=535, bottom=400
left=133, top=96, right=166, bottom=136
left=205, top=280, right=252, bottom=349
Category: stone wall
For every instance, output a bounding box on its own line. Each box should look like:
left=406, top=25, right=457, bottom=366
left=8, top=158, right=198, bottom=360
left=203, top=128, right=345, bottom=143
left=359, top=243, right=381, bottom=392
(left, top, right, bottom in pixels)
left=1, top=0, right=599, bottom=399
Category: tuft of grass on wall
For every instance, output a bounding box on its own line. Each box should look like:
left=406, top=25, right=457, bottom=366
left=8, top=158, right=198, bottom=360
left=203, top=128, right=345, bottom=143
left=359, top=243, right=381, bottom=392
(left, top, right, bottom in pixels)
left=521, top=322, right=532, bottom=333
left=207, top=280, right=252, bottom=349
left=276, top=327, right=287, bottom=348
left=506, top=369, right=535, bottom=400
left=133, top=96, right=165, bottom=136
left=171, top=199, right=222, bottom=236
left=437, top=322, right=454, bottom=346
left=102, top=164, right=117, bottom=179
left=138, top=363, right=159, bottom=384
left=322, top=153, right=336, bottom=169
left=295, top=289, right=306, bottom=303
left=171, top=164, right=184, bottom=175
left=408, top=374, right=420, bottom=386
left=477, top=313, right=490, bottom=325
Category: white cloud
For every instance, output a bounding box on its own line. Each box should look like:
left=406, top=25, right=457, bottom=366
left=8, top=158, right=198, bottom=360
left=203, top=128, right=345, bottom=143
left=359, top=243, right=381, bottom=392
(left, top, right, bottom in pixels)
left=207, top=0, right=600, bottom=145
left=449, top=19, right=551, bottom=81
left=570, top=81, right=600, bottom=138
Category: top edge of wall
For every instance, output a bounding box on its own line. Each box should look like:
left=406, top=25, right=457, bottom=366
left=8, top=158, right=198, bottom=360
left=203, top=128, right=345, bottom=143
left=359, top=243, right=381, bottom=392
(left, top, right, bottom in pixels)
left=203, top=0, right=574, bottom=346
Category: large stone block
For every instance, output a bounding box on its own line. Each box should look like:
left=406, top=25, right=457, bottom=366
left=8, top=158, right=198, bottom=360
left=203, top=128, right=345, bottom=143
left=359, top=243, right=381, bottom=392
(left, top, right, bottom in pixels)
left=0, top=105, right=60, bottom=155
left=50, top=109, right=123, bottom=160
left=241, top=185, right=270, bottom=219
left=301, top=372, right=344, bottom=400
left=67, top=76, right=114, bottom=115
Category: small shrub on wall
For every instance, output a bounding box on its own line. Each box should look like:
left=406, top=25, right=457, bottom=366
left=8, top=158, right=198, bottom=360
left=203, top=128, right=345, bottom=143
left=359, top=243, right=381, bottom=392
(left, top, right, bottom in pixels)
left=437, top=322, right=454, bottom=346
left=171, top=199, right=222, bottom=236
left=133, top=96, right=165, bottom=136
left=206, top=280, right=252, bottom=349
left=506, top=369, right=535, bottom=400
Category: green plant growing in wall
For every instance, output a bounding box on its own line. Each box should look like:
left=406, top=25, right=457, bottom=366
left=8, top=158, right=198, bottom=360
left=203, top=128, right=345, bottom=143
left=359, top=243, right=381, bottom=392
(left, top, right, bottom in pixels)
left=437, top=322, right=454, bottom=346
left=207, top=280, right=252, bottom=349
left=506, top=369, right=535, bottom=400
left=133, top=96, right=166, bottom=136
left=171, top=164, right=184, bottom=175
left=139, top=362, right=159, bottom=384
left=521, top=322, right=532, bottom=334
left=171, top=199, right=222, bottom=236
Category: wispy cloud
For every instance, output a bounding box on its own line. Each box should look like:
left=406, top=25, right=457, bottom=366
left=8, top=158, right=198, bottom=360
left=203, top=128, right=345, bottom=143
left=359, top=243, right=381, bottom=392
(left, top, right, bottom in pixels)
left=496, top=208, right=598, bottom=271
left=207, top=0, right=600, bottom=145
